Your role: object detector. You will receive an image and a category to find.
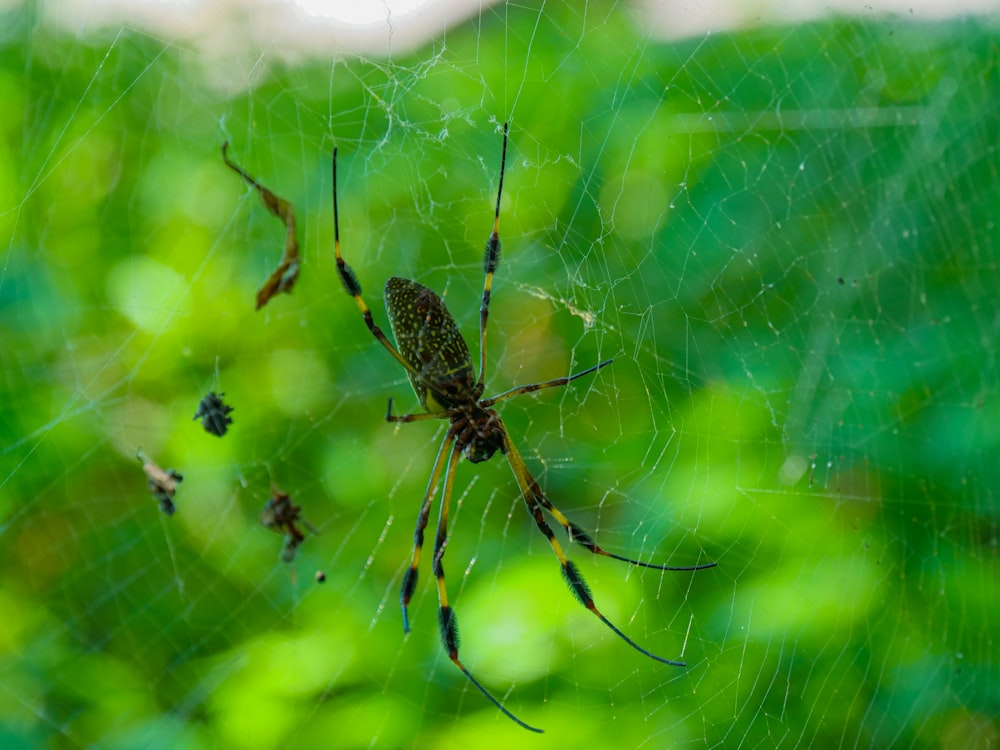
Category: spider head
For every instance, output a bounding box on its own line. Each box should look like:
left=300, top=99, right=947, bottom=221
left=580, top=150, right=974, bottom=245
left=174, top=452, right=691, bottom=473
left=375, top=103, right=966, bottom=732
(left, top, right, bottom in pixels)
left=467, top=436, right=503, bottom=464
left=461, top=406, right=505, bottom=464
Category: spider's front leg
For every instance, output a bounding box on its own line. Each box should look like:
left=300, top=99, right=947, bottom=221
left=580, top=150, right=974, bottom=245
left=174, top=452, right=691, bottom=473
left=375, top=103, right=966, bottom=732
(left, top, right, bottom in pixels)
left=385, top=397, right=448, bottom=425
left=329, top=148, right=422, bottom=377
left=475, top=121, right=508, bottom=388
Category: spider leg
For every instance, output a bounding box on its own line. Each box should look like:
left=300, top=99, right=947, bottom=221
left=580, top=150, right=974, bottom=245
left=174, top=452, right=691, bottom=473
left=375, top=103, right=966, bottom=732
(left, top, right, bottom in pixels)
left=542, top=500, right=716, bottom=571
left=528, top=480, right=716, bottom=571
left=481, top=358, right=614, bottom=407
left=385, top=397, right=449, bottom=424
left=501, top=428, right=688, bottom=667
left=485, top=359, right=715, bottom=571
left=401, top=430, right=456, bottom=634
left=431, top=432, right=543, bottom=733
left=476, top=122, right=509, bottom=390
left=330, top=148, right=422, bottom=377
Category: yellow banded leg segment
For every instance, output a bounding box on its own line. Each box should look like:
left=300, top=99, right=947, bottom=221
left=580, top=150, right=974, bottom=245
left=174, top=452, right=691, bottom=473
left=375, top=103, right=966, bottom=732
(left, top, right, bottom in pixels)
left=477, top=267, right=495, bottom=387
left=432, top=440, right=462, bottom=666
left=336, top=254, right=417, bottom=376
left=430, top=433, right=542, bottom=733
left=401, top=431, right=456, bottom=633
left=330, top=148, right=421, bottom=378
left=533, top=488, right=713, bottom=571
left=431, top=441, right=462, bottom=616
left=476, top=122, right=507, bottom=388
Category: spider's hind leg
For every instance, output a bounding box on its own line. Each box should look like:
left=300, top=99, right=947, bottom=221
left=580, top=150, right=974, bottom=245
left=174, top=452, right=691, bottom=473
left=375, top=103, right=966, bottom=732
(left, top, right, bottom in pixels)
left=400, top=431, right=456, bottom=633
left=501, top=428, right=696, bottom=668
left=541, top=499, right=717, bottom=572
left=430, top=433, right=543, bottom=733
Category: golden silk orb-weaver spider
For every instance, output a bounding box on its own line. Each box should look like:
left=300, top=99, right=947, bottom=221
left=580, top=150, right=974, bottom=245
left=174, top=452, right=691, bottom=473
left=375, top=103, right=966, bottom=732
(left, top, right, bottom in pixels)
left=333, top=124, right=716, bottom=733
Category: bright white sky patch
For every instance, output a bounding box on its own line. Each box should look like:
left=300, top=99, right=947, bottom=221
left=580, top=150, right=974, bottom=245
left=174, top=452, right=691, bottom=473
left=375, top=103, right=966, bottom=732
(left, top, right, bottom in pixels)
left=40, top=0, right=998, bottom=82
left=295, top=0, right=427, bottom=27
left=41, top=0, right=491, bottom=80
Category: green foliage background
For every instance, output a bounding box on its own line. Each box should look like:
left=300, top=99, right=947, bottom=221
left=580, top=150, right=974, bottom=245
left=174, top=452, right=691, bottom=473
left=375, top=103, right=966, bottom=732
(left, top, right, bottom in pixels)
left=1, top=2, right=998, bottom=748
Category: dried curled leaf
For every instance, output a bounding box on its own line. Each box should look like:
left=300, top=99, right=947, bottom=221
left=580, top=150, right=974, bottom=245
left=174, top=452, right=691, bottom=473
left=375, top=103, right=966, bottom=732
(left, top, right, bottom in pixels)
left=222, top=142, right=301, bottom=310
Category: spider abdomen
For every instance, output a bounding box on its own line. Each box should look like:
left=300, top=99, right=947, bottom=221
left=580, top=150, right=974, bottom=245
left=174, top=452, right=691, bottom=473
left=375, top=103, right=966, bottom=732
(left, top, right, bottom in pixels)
left=384, top=276, right=477, bottom=411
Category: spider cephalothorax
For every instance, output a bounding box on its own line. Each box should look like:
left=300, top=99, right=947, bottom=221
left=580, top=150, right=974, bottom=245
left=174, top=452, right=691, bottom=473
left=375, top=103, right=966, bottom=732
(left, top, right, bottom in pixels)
left=452, top=403, right=505, bottom=464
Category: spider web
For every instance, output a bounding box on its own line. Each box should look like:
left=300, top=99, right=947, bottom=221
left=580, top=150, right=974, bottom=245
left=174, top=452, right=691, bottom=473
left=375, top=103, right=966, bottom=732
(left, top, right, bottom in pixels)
left=2, top=1, right=998, bottom=747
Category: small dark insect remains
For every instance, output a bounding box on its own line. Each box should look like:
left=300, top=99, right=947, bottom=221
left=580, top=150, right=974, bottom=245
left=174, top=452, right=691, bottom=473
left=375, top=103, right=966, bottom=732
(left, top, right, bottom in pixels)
left=222, top=143, right=300, bottom=310
left=193, top=391, right=234, bottom=436
left=260, top=486, right=317, bottom=563
left=137, top=450, right=182, bottom=515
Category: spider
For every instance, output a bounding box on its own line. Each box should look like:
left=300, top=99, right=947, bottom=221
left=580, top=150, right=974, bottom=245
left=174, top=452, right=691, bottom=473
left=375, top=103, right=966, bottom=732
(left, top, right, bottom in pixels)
left=330, top=124, right=716, bottom=732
